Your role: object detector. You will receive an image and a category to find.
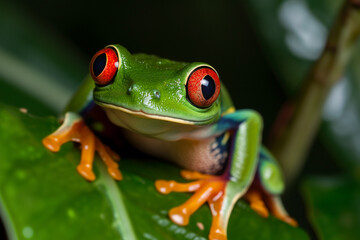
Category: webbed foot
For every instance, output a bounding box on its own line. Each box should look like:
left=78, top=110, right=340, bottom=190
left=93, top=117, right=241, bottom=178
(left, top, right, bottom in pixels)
left=266, top=195, right=298, bottom=227
left=155, top=170, right=229, bottom=240
left=42, top=112, right=122, bottom=181
left=244, top=189, right=269, bottom=218
left=156, top=170, right=298, bottom=240
left=245, top=187, right=298, bottom=227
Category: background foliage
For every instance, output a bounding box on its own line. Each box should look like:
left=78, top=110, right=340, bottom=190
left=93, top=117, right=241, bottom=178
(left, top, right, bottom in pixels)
left=0, top=0, right=359, bottom=239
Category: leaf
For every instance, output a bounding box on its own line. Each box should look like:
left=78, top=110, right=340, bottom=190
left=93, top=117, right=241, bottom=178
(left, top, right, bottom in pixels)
left=302, top=176, right=360, bottom=240
left=0, top=102, right=309, bottom=239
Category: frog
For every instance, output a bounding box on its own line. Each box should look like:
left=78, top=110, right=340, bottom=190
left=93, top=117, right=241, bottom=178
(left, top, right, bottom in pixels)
left=42, top=44, right=297, bottom=240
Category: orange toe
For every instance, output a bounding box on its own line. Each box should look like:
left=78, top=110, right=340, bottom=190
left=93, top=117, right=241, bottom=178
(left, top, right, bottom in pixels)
left=42, top=136, right=61, bottom=152
left=209, top=230, right=227, bottom=240
left=77, top=164, right=95, bottom=181
left=155, top=180, right=202, bottom=194
left=155, top=180, right=174, bottom=194
left=250, top=201, right=269, bottom=218
left=107, top=167, right=123, bottom=181
left=277, top=215, right=298, bottom=227
left=180, top=170, right=212, bottom=180
left=169, top=206, right=190, bottom=226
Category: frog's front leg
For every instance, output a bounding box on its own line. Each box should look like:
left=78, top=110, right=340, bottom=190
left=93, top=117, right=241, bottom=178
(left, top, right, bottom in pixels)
left=42, top=112, right=122, bottom=181
left=156, top=110, right=262, bottom=240
left=156, top=170, right=227, bottom=226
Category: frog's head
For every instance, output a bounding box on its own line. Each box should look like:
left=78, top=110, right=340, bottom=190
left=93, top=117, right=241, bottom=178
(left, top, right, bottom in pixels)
left=89, top=44, right=222, bottom=138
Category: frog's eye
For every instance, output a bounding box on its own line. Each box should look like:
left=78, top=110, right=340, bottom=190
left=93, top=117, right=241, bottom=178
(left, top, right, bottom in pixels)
left=186, top=67, right=221, bottom=108
left=90, top=47, right=119, bottom=85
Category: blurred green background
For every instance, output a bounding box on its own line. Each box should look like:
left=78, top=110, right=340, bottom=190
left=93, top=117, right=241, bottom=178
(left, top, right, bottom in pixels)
left=0, top=0, right=359, bottom=239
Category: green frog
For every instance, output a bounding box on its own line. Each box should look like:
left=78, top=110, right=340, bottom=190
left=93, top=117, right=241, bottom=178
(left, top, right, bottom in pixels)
left=43, top=44, right=297, bottom=240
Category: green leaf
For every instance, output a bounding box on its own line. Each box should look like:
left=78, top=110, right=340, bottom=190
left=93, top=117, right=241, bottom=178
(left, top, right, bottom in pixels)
left=0, top=103, right=308, bottom=239
left=302, top=177, right=360, bottom=240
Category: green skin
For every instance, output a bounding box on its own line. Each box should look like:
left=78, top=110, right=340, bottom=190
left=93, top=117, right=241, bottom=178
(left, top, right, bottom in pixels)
left=66, top=44, right=285, bottom=232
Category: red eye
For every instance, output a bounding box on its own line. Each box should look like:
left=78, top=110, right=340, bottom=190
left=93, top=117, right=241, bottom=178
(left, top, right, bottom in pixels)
left=186, top=67, right=221, bottom=108
left=90, top=48, right=119, bottom=85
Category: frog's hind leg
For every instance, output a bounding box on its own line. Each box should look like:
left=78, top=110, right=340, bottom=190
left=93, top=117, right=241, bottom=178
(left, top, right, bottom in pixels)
left=156, top=170, right=233, bottom=240
left=244, top=185, right=269, bottom=218
left=265, top=194, right=297, bottom=226
left=258, top=147, right=297, bottom=226
left=244, top=182, right=298, bottom=227
left=156, top=170, right=226, bottom=227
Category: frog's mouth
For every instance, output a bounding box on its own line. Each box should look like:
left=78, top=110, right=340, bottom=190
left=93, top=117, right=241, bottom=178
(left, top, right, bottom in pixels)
left=95, top=101, right=212, bottom=125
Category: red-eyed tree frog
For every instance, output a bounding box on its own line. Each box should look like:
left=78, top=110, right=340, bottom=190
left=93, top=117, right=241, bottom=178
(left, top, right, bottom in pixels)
left=42, top=44, right=297, bottom=240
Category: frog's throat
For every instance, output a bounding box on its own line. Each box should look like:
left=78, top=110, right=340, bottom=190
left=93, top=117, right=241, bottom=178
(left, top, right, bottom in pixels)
left=95, top=101, right=211, bottom=125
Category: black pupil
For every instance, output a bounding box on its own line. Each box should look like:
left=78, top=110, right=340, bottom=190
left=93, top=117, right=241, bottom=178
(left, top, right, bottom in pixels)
left=93, top=53, right=107, bottom=76
left=201, top=75, right=216, bottom=100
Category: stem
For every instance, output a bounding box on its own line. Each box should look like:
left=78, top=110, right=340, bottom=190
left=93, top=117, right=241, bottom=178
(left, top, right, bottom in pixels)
left=269, top=0, right=360, bottom=184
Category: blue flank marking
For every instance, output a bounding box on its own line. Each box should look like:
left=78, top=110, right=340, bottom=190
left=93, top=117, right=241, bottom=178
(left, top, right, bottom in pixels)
left=210, top=132, right=231, bottom=168
left=214, top=118, right=245, bottom=134
left=259, top=147, right=276, bottom=163
left=213, top=132, right=229, bottom=153
left=259, top=150, right=267, bottom=160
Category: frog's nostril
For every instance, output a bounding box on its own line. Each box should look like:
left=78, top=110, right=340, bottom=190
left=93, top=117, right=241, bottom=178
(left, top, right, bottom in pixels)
left=153, top=90, right=161, bottom=99
left=127, top=85, right=134, bottom=95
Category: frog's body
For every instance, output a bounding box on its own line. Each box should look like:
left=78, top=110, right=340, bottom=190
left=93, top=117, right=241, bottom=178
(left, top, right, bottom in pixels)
left=43, top=44, right=297, bottom=240
left=123, top=128, right=229, bottom=174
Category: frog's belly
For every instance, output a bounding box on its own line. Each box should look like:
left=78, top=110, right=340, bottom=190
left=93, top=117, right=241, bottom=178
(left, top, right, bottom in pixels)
left=122, top=129, right=228, bottom=174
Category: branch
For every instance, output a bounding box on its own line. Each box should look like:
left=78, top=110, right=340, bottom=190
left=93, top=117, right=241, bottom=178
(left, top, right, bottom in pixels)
left=269, top=0, right=360, bottom=184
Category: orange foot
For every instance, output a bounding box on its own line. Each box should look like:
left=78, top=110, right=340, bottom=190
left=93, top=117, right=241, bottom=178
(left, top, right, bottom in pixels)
left=266, top=194, right=298, bottom=227
left=244, top=187, right=297, bottom=227
left=244, top=189, right=269, bottom=218
left=155, top=170, right=229, bottom=240
left=42, top=112, right=122, bottom=181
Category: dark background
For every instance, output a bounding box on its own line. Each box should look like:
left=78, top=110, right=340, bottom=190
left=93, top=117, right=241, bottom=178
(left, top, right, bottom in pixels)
left=8, top=0, right=285, bottom=134
left=1, top=0, right=344, bottom=238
